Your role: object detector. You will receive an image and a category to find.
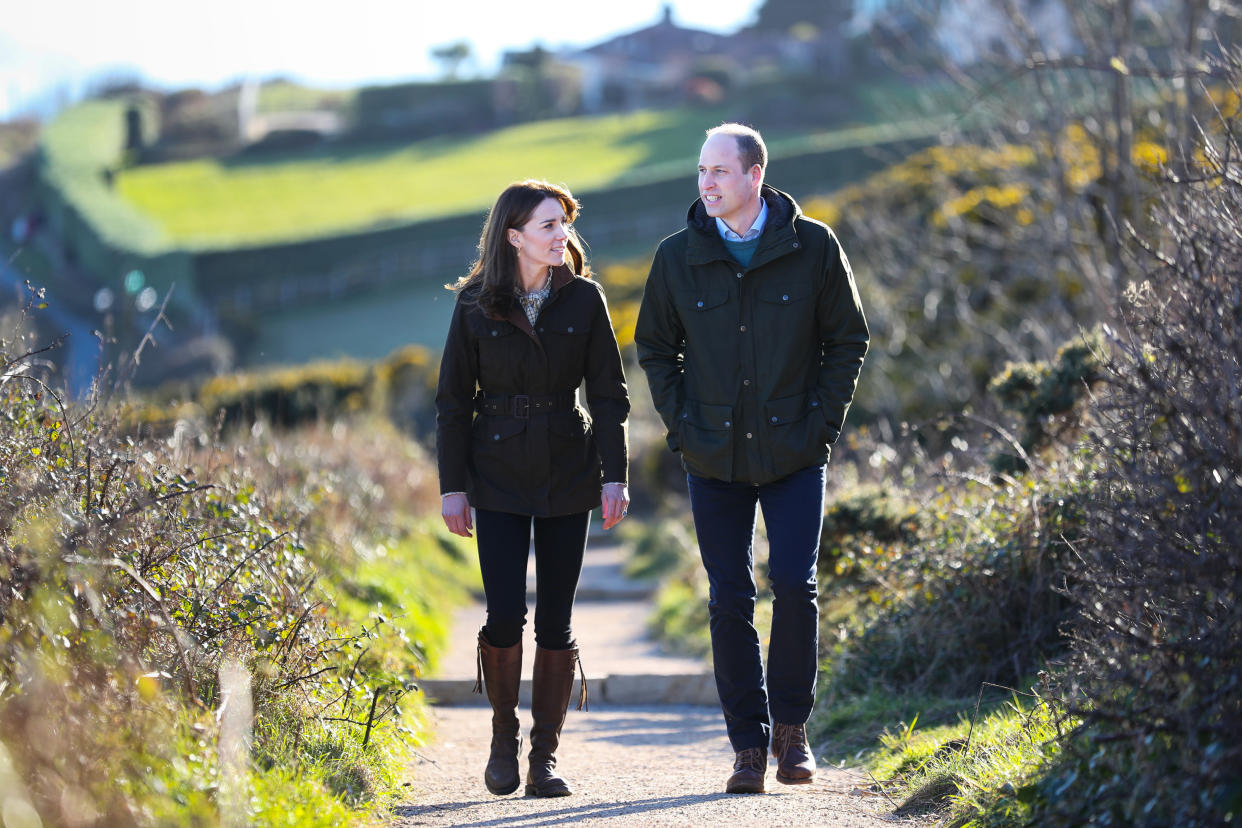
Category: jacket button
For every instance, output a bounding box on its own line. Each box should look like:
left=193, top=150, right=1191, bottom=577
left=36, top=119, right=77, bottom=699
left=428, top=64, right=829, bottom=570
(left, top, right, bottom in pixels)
left=793, top=242, right=800, bottom=249
left=736, top=272, right=743, bottom=279
left=739, top=324, right=746, bottom=332
left=682, top=413, right=689, bottom=419
left=743, top=379, right=750, bottom=386
left=493, top=434, right=500, bottom=440
left=782, top=294, right=789, bottom=301
left=746, top=432, right=753, bottom=439
left=491, top=330, right=498, bottom=336
left=811, top=400, right=819, bottom=406
left=567, top=326, right=574, bottom=333
left=724, top=420, right=731, bottom=427
left=539, top=327, right=544, bottom=332
left=770, top=416, right=779, bottom=423
left=697, top=300, right=704, bottom=308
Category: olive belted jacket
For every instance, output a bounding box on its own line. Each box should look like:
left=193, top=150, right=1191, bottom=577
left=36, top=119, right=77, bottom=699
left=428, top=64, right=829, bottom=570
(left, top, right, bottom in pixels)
left=634, top=185, right=869, bottom=485
left=436, top=265, right=629, bottom=517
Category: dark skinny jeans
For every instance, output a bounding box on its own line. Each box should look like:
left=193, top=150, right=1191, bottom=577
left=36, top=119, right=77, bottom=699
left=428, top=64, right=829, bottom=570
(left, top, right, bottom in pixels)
left=475, top=508, right=590, bottom=651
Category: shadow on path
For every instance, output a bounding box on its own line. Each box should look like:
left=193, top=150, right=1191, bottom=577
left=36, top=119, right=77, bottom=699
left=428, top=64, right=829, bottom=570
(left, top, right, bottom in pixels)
left=393, top=793, right=731, bottom=827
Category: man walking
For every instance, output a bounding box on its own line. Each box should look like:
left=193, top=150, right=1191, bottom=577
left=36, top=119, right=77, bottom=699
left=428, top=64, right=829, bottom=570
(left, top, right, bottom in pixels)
left=635, top=123, right=868, bottom=793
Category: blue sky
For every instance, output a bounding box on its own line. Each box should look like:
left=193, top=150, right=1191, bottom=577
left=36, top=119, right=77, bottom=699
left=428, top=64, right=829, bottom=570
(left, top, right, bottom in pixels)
left=1, top=0, right=763, bottom=118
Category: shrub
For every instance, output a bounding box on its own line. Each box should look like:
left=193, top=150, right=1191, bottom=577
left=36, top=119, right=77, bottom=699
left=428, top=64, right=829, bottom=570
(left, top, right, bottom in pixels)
left=816, top=462, right=1087, bottom=702
left=988, top=329, right=1105, bottom=464
left=1033, top=83, right=1242, bottom=827
left=819, top=484, right=922, bottom=579
left=0, top=301, right=470, bottom=823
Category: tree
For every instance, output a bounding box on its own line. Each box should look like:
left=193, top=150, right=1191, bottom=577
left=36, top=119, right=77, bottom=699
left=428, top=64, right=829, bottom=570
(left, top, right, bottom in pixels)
left=430, top=41, right=473, bottom=81
left=814, top=0, right=1235, bottom=425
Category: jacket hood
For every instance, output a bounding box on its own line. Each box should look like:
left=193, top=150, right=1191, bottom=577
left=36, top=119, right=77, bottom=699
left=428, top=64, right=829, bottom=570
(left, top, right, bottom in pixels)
left=686, top=184, right=801, bottom=237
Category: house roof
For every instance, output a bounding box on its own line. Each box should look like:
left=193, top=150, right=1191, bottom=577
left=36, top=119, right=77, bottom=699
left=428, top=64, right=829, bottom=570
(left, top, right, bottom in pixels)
left=578, top=5, right=730, bottom=61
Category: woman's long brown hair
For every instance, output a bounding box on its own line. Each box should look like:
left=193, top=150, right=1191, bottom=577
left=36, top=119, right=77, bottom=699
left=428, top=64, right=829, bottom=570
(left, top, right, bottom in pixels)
left=448, top=179, right=591, bottom=318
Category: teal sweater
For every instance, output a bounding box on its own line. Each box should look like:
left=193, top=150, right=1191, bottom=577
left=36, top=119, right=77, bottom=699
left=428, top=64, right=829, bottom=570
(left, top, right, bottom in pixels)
left=724, top=236, right=761, bottom=268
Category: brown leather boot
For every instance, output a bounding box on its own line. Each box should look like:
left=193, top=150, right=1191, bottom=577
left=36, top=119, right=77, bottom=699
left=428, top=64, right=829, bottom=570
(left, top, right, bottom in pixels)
left=524, top=644, right=587, bottom=797
left=772, top=722, right=816, bottom=784
left=726, top=747, right=767, bottom=793
left=474, top=629, right=522, bottom=795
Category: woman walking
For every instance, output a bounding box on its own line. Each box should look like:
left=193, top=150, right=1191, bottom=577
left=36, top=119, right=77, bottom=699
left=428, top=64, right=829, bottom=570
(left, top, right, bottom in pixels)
left=436, top=180, right=630, bottom=798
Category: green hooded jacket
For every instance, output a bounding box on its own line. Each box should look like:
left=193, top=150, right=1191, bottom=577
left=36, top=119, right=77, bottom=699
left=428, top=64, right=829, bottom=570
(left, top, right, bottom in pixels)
left=635, top=185, right=869, bottom=484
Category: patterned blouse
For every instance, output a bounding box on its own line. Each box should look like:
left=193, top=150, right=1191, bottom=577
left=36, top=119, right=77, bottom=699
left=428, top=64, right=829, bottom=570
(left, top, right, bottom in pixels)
left=517, top=272, right=553, bottom=327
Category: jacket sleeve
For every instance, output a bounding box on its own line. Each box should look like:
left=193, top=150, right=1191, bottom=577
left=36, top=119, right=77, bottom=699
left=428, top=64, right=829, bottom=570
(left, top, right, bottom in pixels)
left=583, top=284, right=630, bottom=485
left=815, top=233, right=869, bottom=444
left=435, top=296, right=479, bottom=496
left=634, top=245, right=687, bottom=452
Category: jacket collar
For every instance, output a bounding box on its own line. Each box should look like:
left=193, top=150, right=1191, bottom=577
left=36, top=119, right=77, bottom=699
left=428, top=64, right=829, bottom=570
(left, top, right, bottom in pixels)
left=501, top=264, right=578, bottom=334
left=685, top=185, right=802, bottom=268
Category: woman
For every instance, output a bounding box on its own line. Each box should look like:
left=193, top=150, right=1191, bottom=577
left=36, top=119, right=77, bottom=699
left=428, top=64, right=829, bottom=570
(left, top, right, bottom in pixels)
left=436, top=180, right=630, bottom=798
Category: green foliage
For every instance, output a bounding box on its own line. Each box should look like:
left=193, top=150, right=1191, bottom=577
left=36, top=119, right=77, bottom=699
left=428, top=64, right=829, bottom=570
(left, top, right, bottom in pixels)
left=819, top=469, right=1085, bottom=700
left=819, top=485, right=921, bottom=578
left=624, top=517, right=696, bottom=580
left=988, top=329, right=1104, bottom=464
left=867, top=695, right=1069, bottom=827
left=137, top=343, right=439, bottom=436
left=0, top=307, right=474, bottom=824
left=196, top=357, right=372, bottom=429
left=1030, top=90, right=1242, bottom=827
left=648, top=574, right=711, bottom=659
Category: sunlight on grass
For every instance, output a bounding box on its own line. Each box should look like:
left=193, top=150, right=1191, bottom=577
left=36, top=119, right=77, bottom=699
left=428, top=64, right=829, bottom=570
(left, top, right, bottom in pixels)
left=865, top=694, right=1068, bottom=826
left=115, top=109, right=714, bottom=247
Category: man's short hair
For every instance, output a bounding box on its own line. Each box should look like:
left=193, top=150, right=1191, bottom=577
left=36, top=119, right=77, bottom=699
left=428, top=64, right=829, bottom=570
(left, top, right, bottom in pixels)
left=706, top=123, right=768, bottom=173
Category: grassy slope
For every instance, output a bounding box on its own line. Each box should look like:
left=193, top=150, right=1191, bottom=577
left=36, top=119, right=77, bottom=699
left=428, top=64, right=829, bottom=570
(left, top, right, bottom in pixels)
left=108, top=104, right=944, bottom=249
left=39, top=99, right=169, bottom=253
left=113, top=107, right=727, bottom=247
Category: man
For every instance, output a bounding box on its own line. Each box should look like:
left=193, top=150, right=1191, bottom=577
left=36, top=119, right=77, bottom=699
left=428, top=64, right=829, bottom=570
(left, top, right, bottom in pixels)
left=635, top=123, right=868, bottom=794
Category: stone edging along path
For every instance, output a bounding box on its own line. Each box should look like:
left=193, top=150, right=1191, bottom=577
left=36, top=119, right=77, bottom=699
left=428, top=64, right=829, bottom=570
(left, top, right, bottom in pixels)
left=394, top=541, right=927, bottom=827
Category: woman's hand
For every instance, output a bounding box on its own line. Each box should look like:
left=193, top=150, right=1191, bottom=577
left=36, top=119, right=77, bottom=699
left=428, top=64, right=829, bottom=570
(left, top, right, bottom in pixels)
left=601, top=482, right=630, bottom=531
left=441, top=493, right=473, bottom=538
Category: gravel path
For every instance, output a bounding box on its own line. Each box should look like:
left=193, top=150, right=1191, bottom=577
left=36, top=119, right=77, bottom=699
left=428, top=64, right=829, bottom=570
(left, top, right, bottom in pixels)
left=393, top=705, right=920, bottom=827
left=393, top=540, right=928, bottom=827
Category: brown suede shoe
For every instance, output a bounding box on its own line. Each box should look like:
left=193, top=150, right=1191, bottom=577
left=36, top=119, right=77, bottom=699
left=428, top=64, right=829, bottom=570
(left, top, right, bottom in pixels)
left=772, top=722, right=816, bottom=784
left=725, top=747, right=767, bottom=794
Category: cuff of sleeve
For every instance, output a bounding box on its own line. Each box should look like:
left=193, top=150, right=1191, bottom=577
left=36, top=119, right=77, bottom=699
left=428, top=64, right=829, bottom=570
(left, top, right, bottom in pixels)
left=441, top=491, right=468, bottom=498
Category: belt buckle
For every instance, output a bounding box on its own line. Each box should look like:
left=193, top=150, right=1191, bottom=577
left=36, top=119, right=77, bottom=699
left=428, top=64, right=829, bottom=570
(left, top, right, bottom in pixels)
left=512, top=394, right=530, bottom=419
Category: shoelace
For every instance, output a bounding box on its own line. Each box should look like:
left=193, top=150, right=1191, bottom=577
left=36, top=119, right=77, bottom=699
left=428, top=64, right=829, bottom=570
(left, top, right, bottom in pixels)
left=734, top=747, right=765, bottom=771
left=773, top=724, right=806, bottom=757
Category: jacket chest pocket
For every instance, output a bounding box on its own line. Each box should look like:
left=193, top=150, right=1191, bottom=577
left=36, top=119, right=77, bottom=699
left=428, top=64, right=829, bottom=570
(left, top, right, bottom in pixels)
left=676, top=288, right=730, bottom=314
left=756, top=281, right=814, bottom=340
left=538, top=321, right=589, bottom=378
left=675, top=288, right=731, bottom=339
left=469, top=315, right=522, bottom=342
left=470, top=317, right=523, bottom=377
left=757, top=282, right=812, bottom=307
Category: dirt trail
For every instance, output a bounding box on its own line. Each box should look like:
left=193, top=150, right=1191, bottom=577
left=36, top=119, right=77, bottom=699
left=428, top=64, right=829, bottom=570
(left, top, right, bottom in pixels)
left=393, top=541, right=926, bottom=827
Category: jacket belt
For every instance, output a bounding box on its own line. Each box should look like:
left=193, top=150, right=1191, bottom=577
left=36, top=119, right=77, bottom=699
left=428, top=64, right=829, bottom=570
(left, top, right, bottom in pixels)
left=477, top=391, right=577, bottom=419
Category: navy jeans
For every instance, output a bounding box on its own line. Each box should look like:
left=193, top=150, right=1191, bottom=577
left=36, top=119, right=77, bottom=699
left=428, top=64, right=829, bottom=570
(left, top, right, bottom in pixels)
left=475, top=509, right=590, bottom=651
left=687, top=464, right=826, bottom=751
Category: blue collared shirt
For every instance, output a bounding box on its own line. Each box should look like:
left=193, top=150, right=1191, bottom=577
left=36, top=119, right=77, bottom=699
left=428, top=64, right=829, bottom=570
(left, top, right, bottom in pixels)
left=715, top=199, right=769, bottom=242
